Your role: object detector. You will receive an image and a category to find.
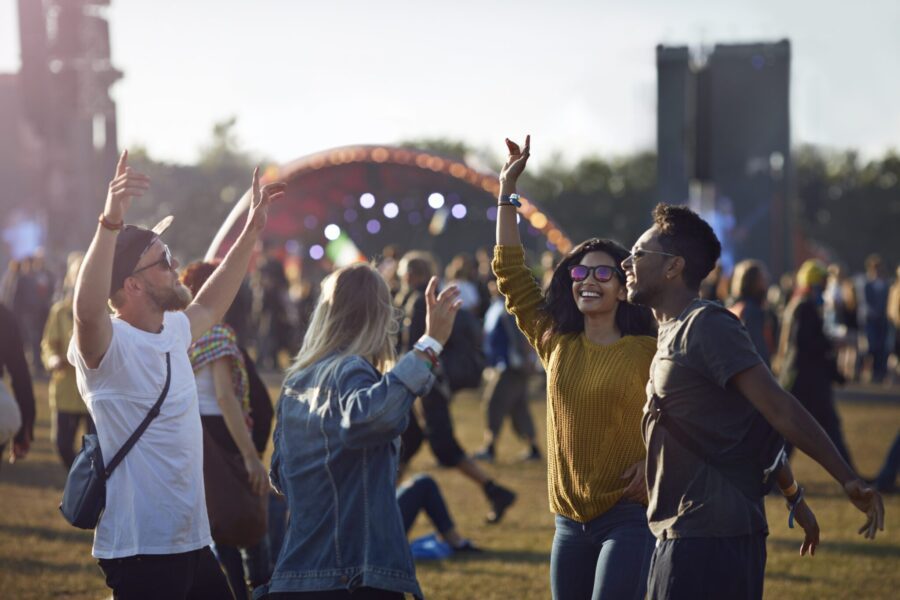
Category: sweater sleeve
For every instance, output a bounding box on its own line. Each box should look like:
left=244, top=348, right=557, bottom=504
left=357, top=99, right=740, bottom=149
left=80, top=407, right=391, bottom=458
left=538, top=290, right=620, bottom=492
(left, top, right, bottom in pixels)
left=492, top=245, right=555, bottom=363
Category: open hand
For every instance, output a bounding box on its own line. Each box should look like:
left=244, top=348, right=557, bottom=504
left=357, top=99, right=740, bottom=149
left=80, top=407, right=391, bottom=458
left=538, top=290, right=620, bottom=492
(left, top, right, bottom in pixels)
left=844, top=478, right=885, bottom=540
left=791, top=498, right=820, bottom=556
left=245, top=167, right=287, bottom=233
left=499, top=135, right=531, bottom=189
left=244, top=454, right=269, bottom=496
left=620, top=460, right=648, bottom=504
left=104, top=150, right=150, bottom=222
left=424, top=277, right=462, bottom=346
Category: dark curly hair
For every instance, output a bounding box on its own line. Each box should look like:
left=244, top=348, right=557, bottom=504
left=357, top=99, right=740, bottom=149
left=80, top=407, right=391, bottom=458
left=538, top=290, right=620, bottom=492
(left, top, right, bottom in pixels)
left=652, top=203, right=721, bottom=290
left=539, top=238, right=656, bottom=346
left=180, top=260, right=221, bottom=297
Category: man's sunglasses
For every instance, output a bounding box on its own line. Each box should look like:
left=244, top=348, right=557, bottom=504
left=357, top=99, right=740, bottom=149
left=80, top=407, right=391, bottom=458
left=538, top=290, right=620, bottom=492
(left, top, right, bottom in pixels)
left=625, top=248, right=679, bottom=263
left=132, top=245, right=174, bottom=275
left=568, top=264, right=622, bottom=283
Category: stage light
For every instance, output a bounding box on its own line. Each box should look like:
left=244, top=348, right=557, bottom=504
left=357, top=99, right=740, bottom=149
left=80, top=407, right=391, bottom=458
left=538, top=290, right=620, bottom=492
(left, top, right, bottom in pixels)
left=360, top=193, right=376, bottom=209
left=324, top=224, right=341, bottom=240
left=529, top=212, right=548, bottom=229
left=383, top=202, right=399, bottom=218
left=366, top=219, right=381, bottom=234
left=428, top=193, right=444, bottom=209
left=344, top=208, right=358, bottom=223
left=486, top=206, right=498, bottom=221
left=309, top=245, right=325, bottom=260
left=451, top=204, right=467, bottom=219
left=303, top=215, right=318, bottom=229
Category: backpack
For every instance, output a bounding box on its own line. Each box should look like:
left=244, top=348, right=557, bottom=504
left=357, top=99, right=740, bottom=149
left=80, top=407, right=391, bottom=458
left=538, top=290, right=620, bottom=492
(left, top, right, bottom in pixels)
left=649, top=393, right=786, bottom=499
left=439, top=308, right=486, bottom=392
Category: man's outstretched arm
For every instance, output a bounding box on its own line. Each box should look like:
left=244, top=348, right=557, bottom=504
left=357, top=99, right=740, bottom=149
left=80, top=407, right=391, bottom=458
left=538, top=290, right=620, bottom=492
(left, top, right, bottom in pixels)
left=185, top=167, right=285, bottom=341
left=732, top=363, right=884, bottom=539
left=73, top=150, right=150, bottom=367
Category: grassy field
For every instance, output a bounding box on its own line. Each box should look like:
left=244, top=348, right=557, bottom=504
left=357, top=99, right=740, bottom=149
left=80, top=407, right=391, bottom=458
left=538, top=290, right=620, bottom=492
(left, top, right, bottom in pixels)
left=0, top=377, right=897, bottom=599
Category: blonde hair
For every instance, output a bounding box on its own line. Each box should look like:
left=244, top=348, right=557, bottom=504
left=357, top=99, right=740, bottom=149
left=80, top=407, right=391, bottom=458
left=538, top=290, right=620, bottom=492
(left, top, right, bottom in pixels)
left=286, top=263, right=398, bottom=405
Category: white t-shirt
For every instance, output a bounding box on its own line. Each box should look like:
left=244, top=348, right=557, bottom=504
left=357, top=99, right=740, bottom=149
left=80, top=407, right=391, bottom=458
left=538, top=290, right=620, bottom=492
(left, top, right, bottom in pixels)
left=67, top=312, right=212, bottom=559
left=194, top=365, right=222, bottom=416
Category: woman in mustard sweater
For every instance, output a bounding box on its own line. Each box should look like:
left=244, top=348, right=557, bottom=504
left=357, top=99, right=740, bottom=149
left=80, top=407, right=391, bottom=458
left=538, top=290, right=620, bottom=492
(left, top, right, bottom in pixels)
left=492, top=136, right=657, bottom=600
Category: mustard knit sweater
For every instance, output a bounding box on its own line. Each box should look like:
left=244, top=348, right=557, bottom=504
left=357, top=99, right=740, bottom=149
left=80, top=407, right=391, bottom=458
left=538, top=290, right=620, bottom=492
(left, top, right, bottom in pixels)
left=493, top=245, right=655, bottom=522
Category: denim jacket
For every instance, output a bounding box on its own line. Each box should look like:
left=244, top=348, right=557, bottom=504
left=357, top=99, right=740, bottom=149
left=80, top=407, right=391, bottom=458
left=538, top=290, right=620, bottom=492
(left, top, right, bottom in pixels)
left=254, top=351, right=435, bottom=599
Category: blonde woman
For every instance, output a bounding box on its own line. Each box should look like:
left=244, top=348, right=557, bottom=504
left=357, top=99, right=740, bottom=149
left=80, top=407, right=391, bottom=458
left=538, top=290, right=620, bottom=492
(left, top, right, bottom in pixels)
left=258, top=264, right=461, bottom=600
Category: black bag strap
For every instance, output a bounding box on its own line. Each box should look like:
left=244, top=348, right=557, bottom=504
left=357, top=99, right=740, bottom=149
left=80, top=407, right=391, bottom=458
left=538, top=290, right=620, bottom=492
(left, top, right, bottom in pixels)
left=103, top=352, right=172, bottom=479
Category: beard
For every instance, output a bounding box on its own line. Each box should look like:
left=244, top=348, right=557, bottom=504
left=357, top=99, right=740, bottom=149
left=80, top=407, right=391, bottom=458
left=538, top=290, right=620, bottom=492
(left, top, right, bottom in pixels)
left=626, top=284, right=655, bottom=307
left=147, top=280, right=193, bottom=311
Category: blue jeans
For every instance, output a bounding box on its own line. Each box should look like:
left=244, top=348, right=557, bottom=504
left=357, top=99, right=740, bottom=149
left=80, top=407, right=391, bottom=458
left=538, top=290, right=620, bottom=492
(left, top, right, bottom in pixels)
left=551, top=502, right=654, bottom=600
left=396, top=474, right=455, bottom=534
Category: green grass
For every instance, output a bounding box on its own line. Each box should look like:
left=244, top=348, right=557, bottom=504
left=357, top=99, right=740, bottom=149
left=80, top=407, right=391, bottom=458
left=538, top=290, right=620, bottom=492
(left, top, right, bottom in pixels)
left=1, top=378, right=898, bottom=599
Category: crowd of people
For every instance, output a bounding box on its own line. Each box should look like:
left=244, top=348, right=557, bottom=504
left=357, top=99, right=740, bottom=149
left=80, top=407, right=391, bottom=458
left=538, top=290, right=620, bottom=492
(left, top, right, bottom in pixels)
left=0, top=139, right=894, bottom=599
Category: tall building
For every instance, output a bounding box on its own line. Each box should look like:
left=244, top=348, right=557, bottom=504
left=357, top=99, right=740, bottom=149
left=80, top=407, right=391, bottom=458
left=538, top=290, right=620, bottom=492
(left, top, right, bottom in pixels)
left=0, top=0, right=121, bottom=262
left=657, top=40, right=791, bottom=275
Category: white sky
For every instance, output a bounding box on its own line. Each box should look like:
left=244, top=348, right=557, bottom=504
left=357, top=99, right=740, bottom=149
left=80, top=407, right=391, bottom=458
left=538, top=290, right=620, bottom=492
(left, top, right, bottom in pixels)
left=1, top=0, right=898, bottom=167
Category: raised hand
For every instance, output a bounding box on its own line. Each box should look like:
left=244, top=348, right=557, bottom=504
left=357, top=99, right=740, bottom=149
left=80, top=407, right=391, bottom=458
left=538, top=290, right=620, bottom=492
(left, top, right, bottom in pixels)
left=844, top=478, right=885, bottom=540
left=104, top=150, right=150, bottom=223
left=499, top=135, right=531, bottom=190
left=245, top=167, right=287, bottom=233
left=424, top=276, right=462, bottom=346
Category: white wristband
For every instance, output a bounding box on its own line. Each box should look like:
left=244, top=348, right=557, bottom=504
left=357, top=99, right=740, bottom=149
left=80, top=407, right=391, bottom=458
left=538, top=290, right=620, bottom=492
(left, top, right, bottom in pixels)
left=415, top=335, right=444, bottom=355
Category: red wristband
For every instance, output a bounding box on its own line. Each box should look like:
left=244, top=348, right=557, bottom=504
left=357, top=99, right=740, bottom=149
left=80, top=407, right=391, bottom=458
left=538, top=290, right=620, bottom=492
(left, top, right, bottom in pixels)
left=99, top=214, right=124, bottom=231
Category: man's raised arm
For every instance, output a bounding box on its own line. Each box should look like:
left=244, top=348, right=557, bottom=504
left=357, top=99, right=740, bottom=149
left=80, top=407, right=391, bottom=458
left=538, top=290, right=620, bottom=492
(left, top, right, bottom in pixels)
left=732, top=363, right=885, bottom=539
left=185, top=167, right=285, bottom=341
left=73, top=150, right=150, bottom=367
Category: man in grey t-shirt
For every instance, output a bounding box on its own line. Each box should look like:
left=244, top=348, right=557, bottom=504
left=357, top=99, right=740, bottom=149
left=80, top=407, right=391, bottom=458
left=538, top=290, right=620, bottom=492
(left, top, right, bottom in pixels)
left=621, top=204, right=884, bottom=600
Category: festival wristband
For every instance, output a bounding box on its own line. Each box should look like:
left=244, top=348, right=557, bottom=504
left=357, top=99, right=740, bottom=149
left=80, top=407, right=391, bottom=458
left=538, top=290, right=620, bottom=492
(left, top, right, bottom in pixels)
left=499, top=193, right=521, bottom=207
left=780, top=480, right=799, bottom=498
left=414, top=335, right=444, bottom=355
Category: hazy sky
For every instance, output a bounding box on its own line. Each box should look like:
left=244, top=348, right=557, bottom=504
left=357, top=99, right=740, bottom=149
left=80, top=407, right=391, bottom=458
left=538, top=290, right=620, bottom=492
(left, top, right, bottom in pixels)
left=2, top=0, right=898, bottom=168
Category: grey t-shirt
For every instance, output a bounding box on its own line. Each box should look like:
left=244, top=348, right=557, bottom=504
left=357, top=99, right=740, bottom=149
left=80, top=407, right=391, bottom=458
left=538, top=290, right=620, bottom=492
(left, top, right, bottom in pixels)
left=642, top=299, right=766, bottom=539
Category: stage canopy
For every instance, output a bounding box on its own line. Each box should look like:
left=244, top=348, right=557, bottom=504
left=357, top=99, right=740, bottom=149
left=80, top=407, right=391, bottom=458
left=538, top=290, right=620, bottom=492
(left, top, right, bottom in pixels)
left=205, top=144, right=571, bottom=267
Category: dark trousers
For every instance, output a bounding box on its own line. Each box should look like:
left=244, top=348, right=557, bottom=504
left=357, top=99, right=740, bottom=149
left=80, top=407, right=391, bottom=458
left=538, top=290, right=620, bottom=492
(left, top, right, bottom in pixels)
left=876, top=432, right=900, bottom=491
left=215, top=539, right=271, bottom=600
left=397, top=474, right=455, bottom=535
left=400, top=388, right=466, bottom=468
left=648, top=533, right=767, bottom=600
left=483, top=367, right=535, bottom=440
left=97, top=547, right=234, bottom=600
left=55, top=411, right=96, bottom=470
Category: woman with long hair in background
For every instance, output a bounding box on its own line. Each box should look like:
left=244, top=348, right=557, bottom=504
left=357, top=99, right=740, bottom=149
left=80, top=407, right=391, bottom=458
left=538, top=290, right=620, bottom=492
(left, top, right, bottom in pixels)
left=181, top=260, right=269, bottom=600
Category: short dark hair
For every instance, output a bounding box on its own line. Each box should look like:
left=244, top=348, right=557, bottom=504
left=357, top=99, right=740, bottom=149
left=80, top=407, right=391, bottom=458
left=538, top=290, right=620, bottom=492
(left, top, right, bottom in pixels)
left=540, top=238, right=656, bottom=345
left=652, top=203, right=721, bottom=290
